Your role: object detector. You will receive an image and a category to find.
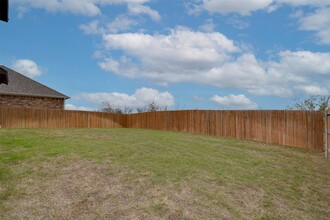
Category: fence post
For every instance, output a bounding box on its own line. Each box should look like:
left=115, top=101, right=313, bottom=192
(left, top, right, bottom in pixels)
left=326, top=108, right=330, bottom=159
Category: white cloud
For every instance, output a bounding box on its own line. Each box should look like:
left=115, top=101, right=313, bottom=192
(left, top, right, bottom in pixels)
left=226, top=16, right=250, bottom=30
left=128, top=4, right=161, bottom=21
left=12, top=59, right=43, bottom=78
left=201, top=0, right=273, bottom=16
left=101, top=27, right=240, bottom=71
left=195, top=1, right=330, bottom=45
left=11, top=0, right=155, bottom=17
left=211, top=94, right=258, bottom=109
left=294, top=85, right=329, bottom=95
left=290, top=9, right=304, bottom=19
left=65, top=104, right=95, bottom=111
left=80, top=16, right=138, bottom=35
left=77, top=87, right=174, bottom=109
left=99, top=27, right=243, bottom=86
left=80, top=20, right=102, bottom=35
left=252, top=50, right=330, bottom=96
left=276, top=0, right=330, bottom=7
left=270, top=50, right=330, bottom=76
left=105, top=15, right=139, bottom=33
left=298, top=7, right=330, bottom=44
left=198, top=0, right=330, bottom=16
left=98, top=28, right=330, bottom=97
left=184, top=1, right=204, bottom=15
left=12, top=0, right=101, bottom=16
left=199, top=19, right=216, bottom=32
left=205, top=54, right=268, bottom=94
left=99, top=29, right=275, bottom=95
left=99, top=57, right=120, bottom=73
left=261, top=50, right=330, bottom=96
left=99, top=56, right=138, bottom=78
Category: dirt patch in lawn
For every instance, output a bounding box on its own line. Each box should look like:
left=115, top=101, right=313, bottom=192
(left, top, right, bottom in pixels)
left=7, top=159, right=145, bottom=219
left=230, top=184, right=264, bottom=216
left=4, top=158, right=205, bottom=219
left=2, top=158, right=282, bottom=219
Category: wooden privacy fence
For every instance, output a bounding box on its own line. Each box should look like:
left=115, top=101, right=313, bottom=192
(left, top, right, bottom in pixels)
left=0, top=107, right=125, bottom=129
left=0, top=107, right=325, bottom=152
left=126, top=110, right=324, bottom=151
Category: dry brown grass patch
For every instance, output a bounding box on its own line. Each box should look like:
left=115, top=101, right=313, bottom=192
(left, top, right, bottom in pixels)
left=3, top=158, right=205, bottom=219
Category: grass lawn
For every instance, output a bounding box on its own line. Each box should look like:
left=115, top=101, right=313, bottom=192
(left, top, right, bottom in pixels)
left=0, top=128, right=329, bottom=219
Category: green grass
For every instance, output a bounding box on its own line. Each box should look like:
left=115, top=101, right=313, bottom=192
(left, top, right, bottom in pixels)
left=0, top=128, right=329, bottom=219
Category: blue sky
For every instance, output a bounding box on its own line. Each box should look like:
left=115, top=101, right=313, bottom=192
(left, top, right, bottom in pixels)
left=1, top=0, right=330, bottom=111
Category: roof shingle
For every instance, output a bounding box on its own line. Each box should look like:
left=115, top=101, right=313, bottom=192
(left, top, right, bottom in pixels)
left=0, top=65, right=69, bottom=99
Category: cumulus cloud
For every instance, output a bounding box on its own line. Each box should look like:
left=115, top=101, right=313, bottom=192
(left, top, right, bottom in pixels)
left=226, top=16, right=250, bottom=29
left=202, top=0, right=273, bottom=16
left=184, top=1, right=204, bottom=15
left=199, top=19, right=216, bottom=32
left=298, top=7, right=330, bottom=44
left=80, top=20, right=102, bottom=35
left=76, top=87, right=174, bottom=109
left=211, top=94, right=258, bottom=109
left=11, top=0, right=156, bottom=17
left=257, top=50, right=330, bottom=96
left=100, top=27, right=240, bottom=79
left=277, top=0, right=330, bottom=7
left=128, top=4, right=161, bottom=21
left=12, top=59, right=43, bottom=78
left=269, top=50, right=330, bottom=76
left=12, top=0, right=101, bottom=16
left=65, top=104, right=95, bottom=111
left=195, top=0, right=330, bottom=45
left=80, top=16, right=138, bottom=35
left=97, top=27, right=330, bottom=97
left=197, top=0, right=330, bottom=16
left=294, top=85, right=329, bottom=95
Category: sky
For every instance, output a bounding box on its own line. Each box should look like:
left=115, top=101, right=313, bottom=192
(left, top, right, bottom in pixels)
left=1, top=0, right=330, bottom=111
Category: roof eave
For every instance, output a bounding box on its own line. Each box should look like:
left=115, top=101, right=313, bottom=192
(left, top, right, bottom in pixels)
left=0, top=92, right=70, bottom=99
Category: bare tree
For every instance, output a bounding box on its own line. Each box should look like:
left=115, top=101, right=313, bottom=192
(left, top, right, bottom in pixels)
left=137, top=101, right=167, bottom=113
left=101, top=101, right=168, bottom=113
left=100, top=101, right=133, bottom=114
left=136, top=106, right=147, bottom=113
left=146, top=101, right=159, bottom=112
left=318, top=96, right=330, bottom=112
left=122, top=106, right=133, bottom=114
left=287, top=95, right=330, bottom=112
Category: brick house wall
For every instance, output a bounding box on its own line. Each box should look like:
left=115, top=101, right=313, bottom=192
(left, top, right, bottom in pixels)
left=0, top=94, right=65, bottom=109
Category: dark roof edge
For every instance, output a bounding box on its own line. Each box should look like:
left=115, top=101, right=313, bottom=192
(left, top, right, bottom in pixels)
left=0, top=66, right=9, bottom=84
left=0, top=65, right=70, bottom=99
left=0, top=92, right=70, bottom=99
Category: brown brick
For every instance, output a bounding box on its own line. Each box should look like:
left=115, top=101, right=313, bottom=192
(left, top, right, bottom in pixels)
left=0, top=94, right=65, bottom=110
